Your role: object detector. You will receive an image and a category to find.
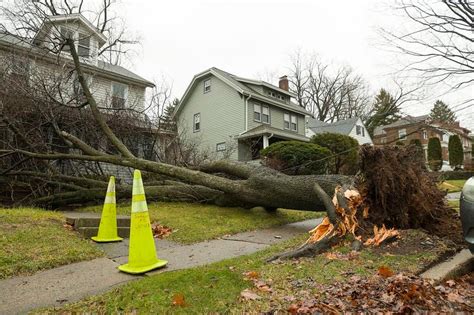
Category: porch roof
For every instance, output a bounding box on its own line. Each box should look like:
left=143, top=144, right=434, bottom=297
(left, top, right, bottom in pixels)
left=236, top=125, right=309, bottom=142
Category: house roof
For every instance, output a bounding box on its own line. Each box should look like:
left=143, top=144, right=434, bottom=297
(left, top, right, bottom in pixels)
left=33, top=14, right=108, bottom=47
left=174, top=67, right=311, bottom=117
left=237, top=124, right=309, bottom=142
left=307, top=117, right=360, bottom=136
left=0, top=32, right=154, bottom=87
left=373, top=115, right=429, bottom=136
left=233, top=77, right=296, bottom=97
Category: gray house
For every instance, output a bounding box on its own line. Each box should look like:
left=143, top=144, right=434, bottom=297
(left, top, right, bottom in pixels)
left=306, top=117, right=373, bottom=145
left=174, top=68, right=310, bottom=161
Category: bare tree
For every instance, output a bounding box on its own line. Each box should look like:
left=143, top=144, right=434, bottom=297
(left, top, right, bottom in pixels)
left=381, top=0, right=474, bottom=90
left=287, top=51, right=371, bottom=122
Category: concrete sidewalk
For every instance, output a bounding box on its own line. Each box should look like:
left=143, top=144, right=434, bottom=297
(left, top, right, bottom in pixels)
left=0, top=218, right=321, bottom=314
left=446, top=191, right=461, bottom=200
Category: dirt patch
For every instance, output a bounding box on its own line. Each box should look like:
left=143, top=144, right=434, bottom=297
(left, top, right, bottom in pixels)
left=371, top=229, right=457, bottom=257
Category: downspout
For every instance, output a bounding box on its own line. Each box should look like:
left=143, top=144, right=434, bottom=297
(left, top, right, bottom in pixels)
left=240, top=93, right=252, bottom=135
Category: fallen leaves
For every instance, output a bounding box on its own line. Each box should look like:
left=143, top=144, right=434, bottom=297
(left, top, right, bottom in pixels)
left=242, top=271, right=259, bottom=280
left=151, top=222, right=173, bottom=239
left=171, top=293, right=186, bottom=307
left=281, top=273, right=474, bottom=313
left=378, top=266, right=394, bottom=278
left=240, top=289, right=261, bottom=301
left=240, top=271, right=273, bottom=301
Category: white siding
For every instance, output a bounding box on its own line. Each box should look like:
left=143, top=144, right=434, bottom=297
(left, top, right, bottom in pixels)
left=348, top=118, right=373, bottom=145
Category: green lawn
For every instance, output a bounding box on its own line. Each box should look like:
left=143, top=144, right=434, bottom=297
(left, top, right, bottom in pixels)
left=439, top=179, right=467, bottom=193
left=448, top=200, right=460, bottom=212
left=80, top=202, right=323, bottom=244
left=0, top=208, right=103, bottom=279
left=48, top=231, right=444, bottom=314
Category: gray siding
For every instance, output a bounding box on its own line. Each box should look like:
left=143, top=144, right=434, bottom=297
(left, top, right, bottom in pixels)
left=177, top=75, right=245, bottom=160
left=247, top=101, right=306, bottom=136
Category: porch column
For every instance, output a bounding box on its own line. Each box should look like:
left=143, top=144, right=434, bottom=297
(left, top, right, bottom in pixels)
left=263, top=134, right=269, bottom=149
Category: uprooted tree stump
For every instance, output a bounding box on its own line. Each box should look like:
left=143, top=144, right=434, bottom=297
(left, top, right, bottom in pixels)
left=268, top=145, right=461, bottom=261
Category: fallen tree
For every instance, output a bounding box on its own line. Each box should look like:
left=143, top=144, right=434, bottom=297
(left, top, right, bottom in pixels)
left=0, top=1, right=461, bottom=260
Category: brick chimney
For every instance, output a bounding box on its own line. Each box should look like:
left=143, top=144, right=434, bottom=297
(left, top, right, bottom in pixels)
left=279, top=75, right=289, bottom=91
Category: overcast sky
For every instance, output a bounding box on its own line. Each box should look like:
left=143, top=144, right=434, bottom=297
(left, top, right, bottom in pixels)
left=116, top=0, right=473, bottom=128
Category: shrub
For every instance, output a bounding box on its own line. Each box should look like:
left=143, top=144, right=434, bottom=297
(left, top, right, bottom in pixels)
left=260, top=141, right=331, bottom=175
left=310, top=133, right=359, bottom=174
left=448, top=135, right=463, bottom=169
left=427, top=137, right=442, bottom=171
left=409, top=138, right=425, bottom=162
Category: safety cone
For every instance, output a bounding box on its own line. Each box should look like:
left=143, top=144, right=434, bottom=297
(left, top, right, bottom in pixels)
left=118, top=170, right=168, bottom=274
left=91, top=176, right=123, bottom=243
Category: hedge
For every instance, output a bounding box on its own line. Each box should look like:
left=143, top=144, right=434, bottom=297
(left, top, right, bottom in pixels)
left=310, top=133, right=359, bottom=174
left=260, top=140, right=332, bottom=175
left=427, top=137, right=442, bottom=171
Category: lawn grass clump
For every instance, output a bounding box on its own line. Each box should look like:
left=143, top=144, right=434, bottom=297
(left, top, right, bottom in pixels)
left=0, top=208, right=103, bottom=279
left=80, top=202, right=323, bottom=244
left=439, top=179, right=467, bottom=193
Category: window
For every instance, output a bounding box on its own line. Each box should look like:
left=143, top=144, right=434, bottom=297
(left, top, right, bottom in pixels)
left=290, top=115, right=297, bottom=131
left=261, top=106, right=270, bottom=124
left=193, top=113, right=201, bottom=132
left=216, top=142, right=226, bottom=152
left=9, top=58, right=30, bottom=84
left=381, top=137, right=387, bottom=144
left=78, top=34, right=90, bottom=57
left=60, top=27, right=74, bottom=53
left=254, top=104, right=269, bottom=123
left=356, top=125, right=363, bottom=136
left=422, top=130, right=427, bottom=139
left=442, top=133, right=449, bottom=142
left=254, top=104, right=261, bottom=122
left=111, top=82, right=128, bottom=109
left=203, top=79, right=211, bottom=93
left=398, top=128, right=407, bottom=140
left=284, top=113, right=290, bottom=129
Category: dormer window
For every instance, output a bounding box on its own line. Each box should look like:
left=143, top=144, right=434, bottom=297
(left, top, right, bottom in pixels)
left=78, top=34, right=90, bottom=57
left=60, top=27, right=74, bottom=53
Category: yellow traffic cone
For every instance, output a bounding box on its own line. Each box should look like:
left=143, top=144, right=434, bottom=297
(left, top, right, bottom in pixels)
left=118, top=170, right=167, bottom=274
left=91, top=176, right=123, bottom=243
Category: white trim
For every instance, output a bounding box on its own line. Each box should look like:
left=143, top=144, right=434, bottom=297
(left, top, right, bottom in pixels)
left=35, top=14, right=107, bottom=46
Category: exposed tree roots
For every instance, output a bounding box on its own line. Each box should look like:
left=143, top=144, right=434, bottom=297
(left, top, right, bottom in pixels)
left=269, top=145, right=461, bottom=261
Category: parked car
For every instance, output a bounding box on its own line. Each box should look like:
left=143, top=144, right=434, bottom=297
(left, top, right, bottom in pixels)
left=460, top=177, right=474, bottom=253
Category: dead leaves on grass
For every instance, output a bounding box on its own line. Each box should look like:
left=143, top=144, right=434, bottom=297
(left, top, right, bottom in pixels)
left=283, top=273, right=474, bottom=313
left=151, top=222, right=173, bottom=239
left=240, top=271, right=273, bottom=301
left=171, top=293, right=186, bottom=307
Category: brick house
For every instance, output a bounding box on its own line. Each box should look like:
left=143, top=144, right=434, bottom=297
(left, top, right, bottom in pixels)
left=373, top=115, right=472, bottom=169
